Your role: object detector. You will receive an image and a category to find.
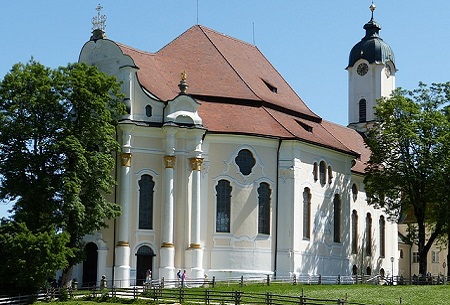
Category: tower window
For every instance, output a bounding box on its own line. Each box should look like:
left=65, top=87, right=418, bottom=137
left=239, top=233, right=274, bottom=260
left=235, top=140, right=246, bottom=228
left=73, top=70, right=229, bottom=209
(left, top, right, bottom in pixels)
left=359, top=99, right=366, bottom=122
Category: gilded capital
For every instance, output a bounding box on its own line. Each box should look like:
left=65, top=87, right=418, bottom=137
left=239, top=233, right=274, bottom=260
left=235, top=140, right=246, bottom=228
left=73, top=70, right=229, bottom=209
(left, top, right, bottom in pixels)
left=161, top=242, right=174, bottom=248
left=120, top=152, right=132, bottom=167
left=116, top=241, right=130, bottom=247
left=189, top=243, right=201, bottom=249
left=164, top=155, right=176, bottom=168
left=189, top=157, right=204, bottom=171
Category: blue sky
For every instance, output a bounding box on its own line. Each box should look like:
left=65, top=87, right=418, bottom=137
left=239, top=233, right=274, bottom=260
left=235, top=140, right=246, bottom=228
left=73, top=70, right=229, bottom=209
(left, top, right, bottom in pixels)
left=1, top=0, right=450, bottom=218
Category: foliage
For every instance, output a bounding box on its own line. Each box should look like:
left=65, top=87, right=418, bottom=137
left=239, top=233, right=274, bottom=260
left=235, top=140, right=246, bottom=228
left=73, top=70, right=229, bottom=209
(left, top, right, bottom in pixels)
left=364, top=82, right=450, bottom=276
left=0, top=59, right=125, bottom=289
left=0, top=221, right=70, bottom=295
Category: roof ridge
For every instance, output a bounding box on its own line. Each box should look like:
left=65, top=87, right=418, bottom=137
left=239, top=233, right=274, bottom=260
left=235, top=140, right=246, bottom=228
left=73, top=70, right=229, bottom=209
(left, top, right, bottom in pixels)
left=199, top=25, right=263, bottom=101
left=198, top=25, right=257, bottom=49
left=262, top=106, right=296, bottom=137
left=116, top=42, right=155, bottom=56
left=321, top=120, right=360, bottom=156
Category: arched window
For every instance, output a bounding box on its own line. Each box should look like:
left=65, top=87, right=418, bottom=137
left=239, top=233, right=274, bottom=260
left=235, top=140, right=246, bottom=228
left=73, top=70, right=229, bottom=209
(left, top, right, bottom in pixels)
left=328, top=166, right=333, bottom=184
left=359, top=99, right=366, bottom=122
left=145, top=105, right=152, bottom=117
left=319, top=161, right=327, bottom=186
left=139, top=174, right=154, bottom=230
left=365, top=213, right=372, bottom=256
left=351, top=210, right=358, bottom=254
left=352, top=264, right=358, bottom=276
left=379, top=216, right=386, bottom=257
left=216, top=180, right=232, bottom=232
left=313, top=162, right=318, bottom=182
left=333, top=194, right=341, bottom=243
left=258, top=183, right=271, bottom=235
left=235, top=149, right=256, bottom=175
left=400, top=249, right=404, bottom=259
left=303, top=188, right=311, bottom=239
left=352, top=183, right=358, bottom=202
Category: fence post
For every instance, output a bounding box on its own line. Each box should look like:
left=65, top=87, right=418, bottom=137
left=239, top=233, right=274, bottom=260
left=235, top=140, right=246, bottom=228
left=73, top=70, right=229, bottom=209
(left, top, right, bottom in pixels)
left=300, top=288, right=305, bottom=305
left=179, top=287, right=184, bottom=303
left=318, top=274, right=322, bottom=285
left=205, top=289, right=210, bottom=305
left=162, top=277, right=165, bottom=288
left=133, top=286, right=137, bottom=300
left=338, top=275, right=341, bottom=285
left=240, top=275, right=244, bottom=287
left=212, top=276, right=216, bottom=288
left=235, top=290, right=241, bottom=305
left=293, top=274, right=297, bottom=285
left=267, top=274, right=270, bottom=286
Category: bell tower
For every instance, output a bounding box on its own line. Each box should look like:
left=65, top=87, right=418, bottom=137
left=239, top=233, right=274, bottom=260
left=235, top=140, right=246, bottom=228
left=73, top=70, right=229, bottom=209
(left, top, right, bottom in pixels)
left=347, top=3, right=396, bottom=132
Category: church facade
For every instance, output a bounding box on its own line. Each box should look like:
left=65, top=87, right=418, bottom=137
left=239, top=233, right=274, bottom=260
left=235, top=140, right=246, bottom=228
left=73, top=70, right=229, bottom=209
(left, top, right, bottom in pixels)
left=74, top=8, right=398, bottom=287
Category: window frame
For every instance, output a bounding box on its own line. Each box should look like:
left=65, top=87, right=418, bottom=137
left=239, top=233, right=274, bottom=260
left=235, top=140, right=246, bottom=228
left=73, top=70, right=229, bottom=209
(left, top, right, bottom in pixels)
left=138, top=174, right=155, bottom=230
left=257, top=182, right=271, bottom=235
left=216, top=179, right=232, bottom=233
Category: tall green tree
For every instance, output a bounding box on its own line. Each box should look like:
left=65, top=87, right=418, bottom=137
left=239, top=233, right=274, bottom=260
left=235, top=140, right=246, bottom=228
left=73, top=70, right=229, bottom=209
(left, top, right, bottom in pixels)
left=364, top=82, right=450, bottom=276
left=0, top=60, right=125, bottom=290
left=0, top=221, right=71, bottom=295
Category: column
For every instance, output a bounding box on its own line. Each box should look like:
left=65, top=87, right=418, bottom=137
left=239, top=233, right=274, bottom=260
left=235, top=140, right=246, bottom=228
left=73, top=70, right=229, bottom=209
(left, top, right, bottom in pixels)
left=159, top=128, right=176, bottom=280
left=114, top=129, right=132, bottom=287
left=97, top=247, right=108, bottom=287
left=189, top=157, right=204, bottom=279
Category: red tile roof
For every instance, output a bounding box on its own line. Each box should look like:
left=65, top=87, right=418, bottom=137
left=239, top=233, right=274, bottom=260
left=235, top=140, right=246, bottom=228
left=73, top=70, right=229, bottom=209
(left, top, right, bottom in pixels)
left=115, top=25, right=369, bottom=174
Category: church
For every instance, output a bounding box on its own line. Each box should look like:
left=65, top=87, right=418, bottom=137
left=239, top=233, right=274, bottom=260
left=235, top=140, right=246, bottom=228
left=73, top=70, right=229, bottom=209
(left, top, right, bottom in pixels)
left=75, top=4, right=398, bottom=287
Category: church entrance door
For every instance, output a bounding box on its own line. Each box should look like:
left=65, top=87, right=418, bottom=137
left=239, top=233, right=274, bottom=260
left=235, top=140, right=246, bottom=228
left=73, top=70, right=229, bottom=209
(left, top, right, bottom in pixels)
left=136, top=245, right=154, bottom=286
left=82, top=242, right=98, bottom=287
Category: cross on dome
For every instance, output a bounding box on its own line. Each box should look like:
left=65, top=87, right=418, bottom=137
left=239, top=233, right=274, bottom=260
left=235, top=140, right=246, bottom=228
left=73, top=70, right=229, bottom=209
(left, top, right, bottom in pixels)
left=92, top=4, right=107, bottom=31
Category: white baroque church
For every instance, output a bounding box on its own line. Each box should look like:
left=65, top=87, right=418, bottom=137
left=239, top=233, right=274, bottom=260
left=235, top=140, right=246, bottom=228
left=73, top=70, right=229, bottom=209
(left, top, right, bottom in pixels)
left=74, top=5, right=398, bottom=287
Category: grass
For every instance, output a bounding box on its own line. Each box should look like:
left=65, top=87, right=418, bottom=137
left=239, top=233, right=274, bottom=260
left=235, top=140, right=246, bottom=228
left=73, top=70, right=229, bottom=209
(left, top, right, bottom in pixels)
left=201, top=282, right=450, bottom=305
left=37, top=283, right=450, bottom=305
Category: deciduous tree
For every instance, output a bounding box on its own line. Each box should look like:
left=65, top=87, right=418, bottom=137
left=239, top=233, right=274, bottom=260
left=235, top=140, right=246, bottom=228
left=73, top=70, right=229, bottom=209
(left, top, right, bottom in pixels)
left=0, top=60, right=125, bottom=290
left=364, top=82, right=450, bottom=276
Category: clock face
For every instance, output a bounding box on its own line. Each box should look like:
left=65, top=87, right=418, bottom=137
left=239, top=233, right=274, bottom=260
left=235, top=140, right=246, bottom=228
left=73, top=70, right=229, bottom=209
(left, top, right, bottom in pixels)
left=385, top=64, right=392, bottom=78
left=357, top=63, right=369, bottom=76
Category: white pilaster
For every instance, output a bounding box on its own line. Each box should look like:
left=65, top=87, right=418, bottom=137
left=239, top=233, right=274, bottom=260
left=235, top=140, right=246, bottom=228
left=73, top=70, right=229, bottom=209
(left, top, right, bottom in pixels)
left=114, top=127, right=133, bottom=287
left=160, top=127, right=177, bottom=280
left=189, top=157, right=204, bottom=279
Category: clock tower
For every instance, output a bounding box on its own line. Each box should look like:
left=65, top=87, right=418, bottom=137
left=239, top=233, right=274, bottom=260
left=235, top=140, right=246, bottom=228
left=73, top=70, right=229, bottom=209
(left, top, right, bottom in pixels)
left=347, top=3, right=396, bottom=132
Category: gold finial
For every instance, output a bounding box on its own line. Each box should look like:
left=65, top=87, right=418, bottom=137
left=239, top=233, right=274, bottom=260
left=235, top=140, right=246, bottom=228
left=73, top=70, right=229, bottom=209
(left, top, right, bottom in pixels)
left=178, top=70, right=189, bottom=94
left=369, top=2, right=376, bottom=18
left=92, top=4, right=107, bottom=31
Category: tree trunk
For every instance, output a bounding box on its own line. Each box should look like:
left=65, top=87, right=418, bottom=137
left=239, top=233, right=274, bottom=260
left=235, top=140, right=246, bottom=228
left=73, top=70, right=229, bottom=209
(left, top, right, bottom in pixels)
left=61, top=265, right=74, bottom=288
left=447, top=230, right=450, bottom=277
left=417, top=219, right=427, bottom=276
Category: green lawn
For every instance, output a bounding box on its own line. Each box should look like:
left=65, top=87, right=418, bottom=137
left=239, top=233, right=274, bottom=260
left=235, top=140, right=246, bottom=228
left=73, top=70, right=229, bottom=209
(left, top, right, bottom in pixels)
left=43, top=283, right=450, bottom=305
left=207, top=283, right=450, bottom=305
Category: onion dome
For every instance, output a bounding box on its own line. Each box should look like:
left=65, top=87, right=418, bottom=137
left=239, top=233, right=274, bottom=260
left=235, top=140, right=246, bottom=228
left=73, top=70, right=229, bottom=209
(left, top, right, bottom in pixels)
left=348, top=3, right=395, bottom=68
